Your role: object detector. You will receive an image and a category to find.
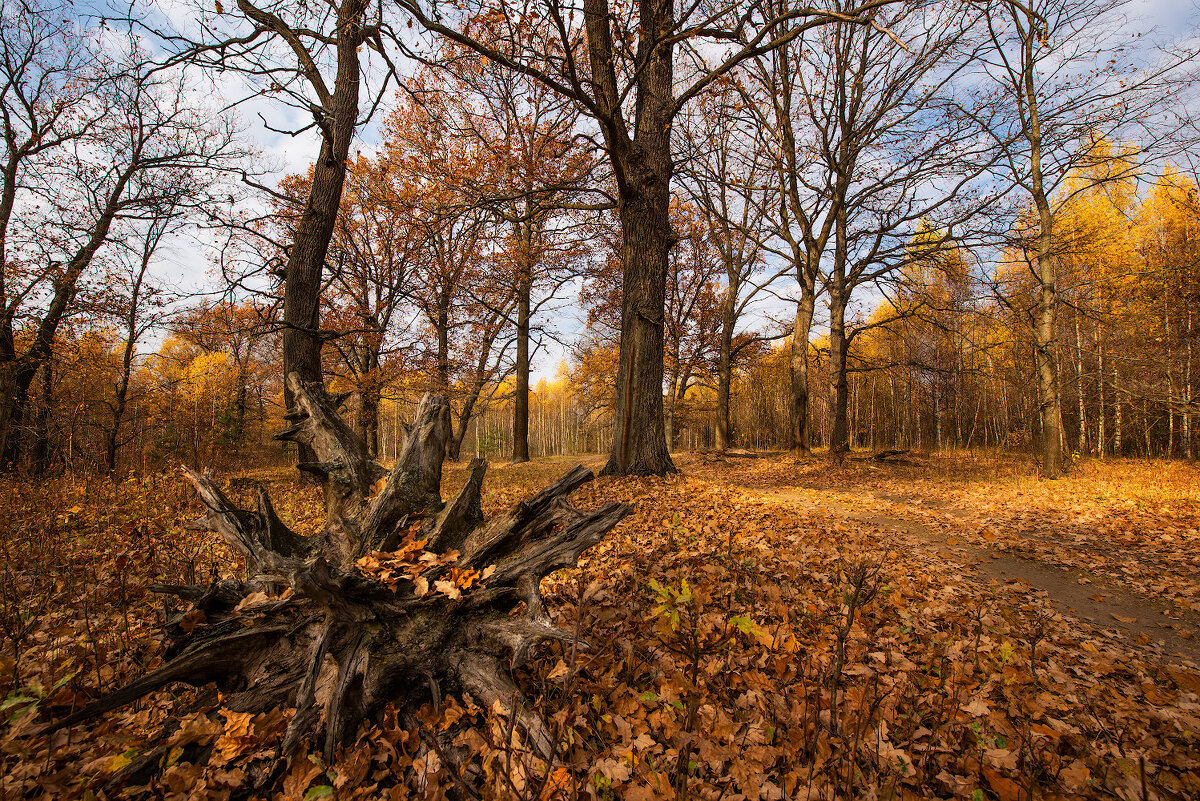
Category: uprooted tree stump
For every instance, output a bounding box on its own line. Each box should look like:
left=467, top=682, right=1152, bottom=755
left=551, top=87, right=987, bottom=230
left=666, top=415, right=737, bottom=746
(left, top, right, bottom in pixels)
left=47, top=373, right=631, bottom=791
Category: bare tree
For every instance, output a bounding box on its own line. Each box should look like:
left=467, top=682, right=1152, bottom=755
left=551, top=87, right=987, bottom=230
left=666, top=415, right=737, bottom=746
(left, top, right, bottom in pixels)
left=0, top=1, right=104, bottom=468
left=134, top=0, right=406, bottom=470
left=409, top=42, right=602, bottom=462
left=397, top=0, right=902, bottom=475
left=315, top=156, right=421, bottom=457
left=679, top=89, right=784, bottom=451
left=978, top=0, right=1189, bottom=477
left=740, top=1, right=989, bottom=460
left=0, top=25, right=241, bottom=469
left=99, top=209, right=179, bottom=473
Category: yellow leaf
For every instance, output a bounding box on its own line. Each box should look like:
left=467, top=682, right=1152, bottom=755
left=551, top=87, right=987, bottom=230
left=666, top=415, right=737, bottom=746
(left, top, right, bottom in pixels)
left=109, top=750, right=137, bottom=773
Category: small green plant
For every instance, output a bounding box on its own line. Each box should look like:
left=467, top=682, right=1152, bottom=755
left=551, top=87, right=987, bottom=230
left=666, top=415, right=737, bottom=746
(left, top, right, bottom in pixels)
left=663, top=512, right=685, bottom=549
left=592, top=773, right=615, bottom=800
left=1, top=671, right=75, bottom=725
left=648, top=577, right=693, bottom=630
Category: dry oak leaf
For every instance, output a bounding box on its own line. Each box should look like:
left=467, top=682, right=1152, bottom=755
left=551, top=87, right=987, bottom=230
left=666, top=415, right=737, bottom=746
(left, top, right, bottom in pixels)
left=233, top=591, right=271, bottom=611
left=214, top=710, right=256, bottom=761
left=1058, top=759, right=1092, bottom=793
left=179, top=608, right=206, bottom=634
left=961, top=697, right=989, bottom=717
left=596, top=757, right=632, bottom=783
left=983, top=765, right=1024, bottom=801
left=1167, top=667, right=1200, bottom=694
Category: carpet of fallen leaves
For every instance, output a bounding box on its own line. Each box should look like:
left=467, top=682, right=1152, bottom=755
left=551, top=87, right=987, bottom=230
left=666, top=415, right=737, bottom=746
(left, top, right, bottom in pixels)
left=2, top=452, right=1199, bottom=800
left=693, top=453, right=1200, bottom=617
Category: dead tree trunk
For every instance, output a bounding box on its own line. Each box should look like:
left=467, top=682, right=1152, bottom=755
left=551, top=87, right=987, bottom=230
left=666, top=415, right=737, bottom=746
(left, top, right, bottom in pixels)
left=45, top=372, right=630, bottom=791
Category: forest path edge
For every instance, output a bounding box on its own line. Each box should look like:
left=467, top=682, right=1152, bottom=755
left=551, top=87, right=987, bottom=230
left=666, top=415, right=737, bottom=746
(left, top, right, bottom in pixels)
left=743, top=482, right=1200, bottom=664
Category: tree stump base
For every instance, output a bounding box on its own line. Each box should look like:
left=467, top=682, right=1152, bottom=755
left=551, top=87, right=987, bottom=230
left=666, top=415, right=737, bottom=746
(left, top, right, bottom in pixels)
left=45, top=375, right=631, bottom=793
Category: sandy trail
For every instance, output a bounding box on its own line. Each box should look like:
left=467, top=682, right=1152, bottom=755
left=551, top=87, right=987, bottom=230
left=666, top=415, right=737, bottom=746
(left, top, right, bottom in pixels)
left=749, top=483, right=1200, bottom=663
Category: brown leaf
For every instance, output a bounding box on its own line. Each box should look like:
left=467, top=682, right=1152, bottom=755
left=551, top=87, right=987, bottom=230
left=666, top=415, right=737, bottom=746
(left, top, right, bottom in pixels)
left=179, top=608, right=206, bottom=634
left=983, top=765, right=1023, bottom=801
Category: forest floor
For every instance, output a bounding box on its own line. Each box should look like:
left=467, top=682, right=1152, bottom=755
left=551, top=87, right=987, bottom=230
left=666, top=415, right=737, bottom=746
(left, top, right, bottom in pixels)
left=1, top=451, right=1199, bottom=800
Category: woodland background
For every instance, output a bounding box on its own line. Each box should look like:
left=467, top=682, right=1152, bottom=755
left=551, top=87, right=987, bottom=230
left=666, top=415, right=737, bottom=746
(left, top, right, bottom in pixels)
left=0, top=0, right=1196, bottom=480
left=3, top=0, right=1200, bottom=799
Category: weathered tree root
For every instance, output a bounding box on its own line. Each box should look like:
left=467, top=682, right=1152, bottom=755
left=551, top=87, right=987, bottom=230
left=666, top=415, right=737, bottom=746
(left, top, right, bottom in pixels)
left=46, top=375, right=631, bottom=792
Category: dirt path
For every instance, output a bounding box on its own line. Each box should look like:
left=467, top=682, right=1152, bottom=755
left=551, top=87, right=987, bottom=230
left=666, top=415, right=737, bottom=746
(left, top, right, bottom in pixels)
left=751, top=485, right=1200, bottom=664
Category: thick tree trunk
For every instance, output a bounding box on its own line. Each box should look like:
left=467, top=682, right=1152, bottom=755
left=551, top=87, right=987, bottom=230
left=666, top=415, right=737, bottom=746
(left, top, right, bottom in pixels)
left=790, top=293, right=815, bottom=455
left=353, top=349, right=381, bottom=458
left=276, top=0, right=367, bottom=468
left=1020, top=4, right=1066, bottom=479
left=512, top=266, right=532, bottom=464
left=591, top=0, right=675, bottom=478
left=828, top=290, right=850, bottom=461
left=47, top=373, right=631, bottom=794
left=0, top=366, right=16, bottom=469
left=435, top=303, right=451, bottom=392
left=232, top=370, right=249, bottom=443
left=1033, top=254, right=1064, bottom=476
left=28, top=362, right=51, bottom=476
left=280, top=132, right=340, bottom=463
left=0, top=162, right=18, bottom=465
left=602, top=183, right=676, bottom=476
left=715, top=292, right=736, bottom=451
left=358, top=380, right=380, bottom=459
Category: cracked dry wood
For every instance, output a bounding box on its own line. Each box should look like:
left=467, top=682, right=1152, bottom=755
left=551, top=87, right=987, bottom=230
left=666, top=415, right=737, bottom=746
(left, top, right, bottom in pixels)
left=45, top=373, right=632, bottom=794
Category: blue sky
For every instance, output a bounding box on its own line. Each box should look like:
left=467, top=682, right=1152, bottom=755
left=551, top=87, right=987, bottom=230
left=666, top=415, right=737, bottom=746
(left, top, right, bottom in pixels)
left=155, top=0, right=1198, bottom=379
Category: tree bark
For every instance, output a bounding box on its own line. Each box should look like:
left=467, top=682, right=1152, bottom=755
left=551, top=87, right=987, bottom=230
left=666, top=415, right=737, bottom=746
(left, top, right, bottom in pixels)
left=28, top=361, right=51, bottom=476
left=434, top=296, right=451, bottom=392
left=589, top=0, right=675, bottom=477
left=602, top=168, right=676, bottom=476
left=0, top=165, right=130, bottom=468
left=359, top=384, right=380, bottom=460
left=512, top=261, right=532, bottom=463
left=274, top=0, right=367, bottom=468
left=1018, top=0, right=1066, bottom=479
left=715, top=289, right=736, bottom=451
left=1097, top=322, right=1106, bottom=457
left=790, top=293, right=815, bottom=455
left=828, top=289, right=850, bottom=461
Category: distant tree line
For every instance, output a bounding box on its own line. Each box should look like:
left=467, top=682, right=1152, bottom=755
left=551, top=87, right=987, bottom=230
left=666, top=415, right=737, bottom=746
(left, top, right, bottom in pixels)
left=1, top=0, right=1196, bottom=476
